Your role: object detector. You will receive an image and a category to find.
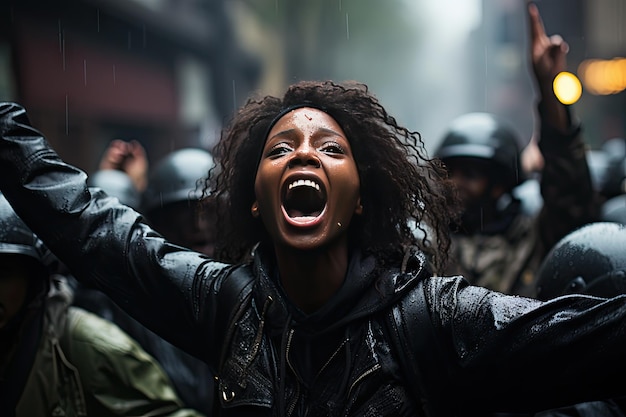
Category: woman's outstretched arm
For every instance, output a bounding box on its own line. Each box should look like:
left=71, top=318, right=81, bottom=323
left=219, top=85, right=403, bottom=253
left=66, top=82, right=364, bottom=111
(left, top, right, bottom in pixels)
left=0, top=102, right=226, bottom=363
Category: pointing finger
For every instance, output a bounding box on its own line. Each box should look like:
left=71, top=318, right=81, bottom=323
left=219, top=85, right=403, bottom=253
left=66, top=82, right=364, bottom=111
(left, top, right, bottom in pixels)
left=528, top=2, right=547, bottom=42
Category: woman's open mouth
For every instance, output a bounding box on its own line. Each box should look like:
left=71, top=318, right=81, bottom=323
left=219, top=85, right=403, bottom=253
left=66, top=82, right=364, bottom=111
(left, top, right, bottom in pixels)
left=281, top=178, right=327, bottom=225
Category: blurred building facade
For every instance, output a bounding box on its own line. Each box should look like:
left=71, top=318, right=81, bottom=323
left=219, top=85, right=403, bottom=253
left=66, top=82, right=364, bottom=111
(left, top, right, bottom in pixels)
left=469, top=0, right=625, bottom=149
left=578, top=0, right=626, bottom=145
left=1, top=0, right=623, bottom=167
left=0, top=0, right=261, bottom=172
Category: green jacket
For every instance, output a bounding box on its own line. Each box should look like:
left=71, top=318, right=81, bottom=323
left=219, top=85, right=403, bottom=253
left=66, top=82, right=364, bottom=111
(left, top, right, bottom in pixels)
left=15, top=275, right=205, bottom=417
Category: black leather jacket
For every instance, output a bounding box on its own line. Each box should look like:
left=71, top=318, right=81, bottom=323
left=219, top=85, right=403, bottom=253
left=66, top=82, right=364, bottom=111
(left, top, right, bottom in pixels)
left=2, top=102, right=626, bottom=416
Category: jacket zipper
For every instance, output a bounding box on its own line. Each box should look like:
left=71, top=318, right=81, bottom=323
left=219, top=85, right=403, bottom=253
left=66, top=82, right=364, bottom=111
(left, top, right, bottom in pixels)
left=347, top=363, right=381, bottom=398
left=314, top=338, right=348, bottom=380
left=285, top=329, right=300, bottom=417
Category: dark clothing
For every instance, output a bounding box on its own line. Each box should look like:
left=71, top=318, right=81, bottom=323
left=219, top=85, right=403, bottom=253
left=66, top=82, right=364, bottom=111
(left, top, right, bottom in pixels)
left=77, top=164, right=214, bottom=414
left=2, top=102, right=626, bottom=416
left=536, top=401, right=626, bottom=417
left=69, top=279, right=215, bottom=416
left=446, top=104, right=600, bottom=297
left=3, top=275, right=201, bottom=417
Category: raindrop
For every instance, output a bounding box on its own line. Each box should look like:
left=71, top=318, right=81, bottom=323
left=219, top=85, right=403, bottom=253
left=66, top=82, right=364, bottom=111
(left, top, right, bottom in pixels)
left=480, top=207, right=484, bottom=231
left=58, top=19, right=62, bottom=52
left=112, top=64, right=116, bottom=85
left=62, top=32, right=66, bottom=71
left=65, top=95, right=69, bottom=135
left=97, top=9, right=100, bottom=32
left=143, top=24, right=147, bottom=48
left=345, top=13, right=350, bottom=40
left=232, top=80, right=237, bottom=114
left=127, top=31, right=132, bottom=50
left=84, top=59, right=87, bottom=86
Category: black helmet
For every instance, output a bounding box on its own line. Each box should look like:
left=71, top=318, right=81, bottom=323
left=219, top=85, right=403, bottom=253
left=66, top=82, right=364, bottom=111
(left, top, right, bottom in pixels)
left=585, top=149, right=610, bottom=193
left=602, top=137, right=626, bottom=165
left=435, top=112, right=525, bottom=188
left=512, top=177, right=543, bottom=216
left=600, top=138, right=626, bottom=198
left=601, top=194, right=626, bottom=225
left=141, top=148, right=215, bottom=214
left=88, top=169, right=140, bottom=209
left=0, top=193, right=51, bottom=266
left=602, top=158, right=626, bottom=199
left=535, top=222, right=626, bottom=300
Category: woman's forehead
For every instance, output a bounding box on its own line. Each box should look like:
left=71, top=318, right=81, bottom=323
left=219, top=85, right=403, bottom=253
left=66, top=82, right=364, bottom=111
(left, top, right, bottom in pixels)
left=267, top=107, right=345, bottom=139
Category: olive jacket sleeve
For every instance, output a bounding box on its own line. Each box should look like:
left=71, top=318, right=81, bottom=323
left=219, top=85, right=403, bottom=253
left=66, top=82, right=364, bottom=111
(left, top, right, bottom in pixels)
left=65, top=307, right=206, bottom=417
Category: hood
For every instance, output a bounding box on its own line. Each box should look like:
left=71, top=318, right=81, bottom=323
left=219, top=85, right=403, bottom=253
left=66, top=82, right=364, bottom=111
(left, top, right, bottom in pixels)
left=252, top=244, right=429, bottom=337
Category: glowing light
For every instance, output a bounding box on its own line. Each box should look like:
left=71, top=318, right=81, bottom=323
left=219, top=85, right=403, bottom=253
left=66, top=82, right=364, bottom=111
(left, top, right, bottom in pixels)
left=578, top=58, right=626, bottom=95
left=553, top=72, right=582, bottom=105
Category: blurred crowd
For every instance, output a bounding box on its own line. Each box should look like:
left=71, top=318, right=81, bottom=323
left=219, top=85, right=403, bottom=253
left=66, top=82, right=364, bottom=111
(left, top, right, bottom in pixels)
left=2, top=2, right=626, bottom=417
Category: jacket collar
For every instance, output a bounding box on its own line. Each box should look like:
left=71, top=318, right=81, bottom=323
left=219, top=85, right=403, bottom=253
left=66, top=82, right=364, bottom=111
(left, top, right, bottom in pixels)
left=250, top=244, right=428, bottom=336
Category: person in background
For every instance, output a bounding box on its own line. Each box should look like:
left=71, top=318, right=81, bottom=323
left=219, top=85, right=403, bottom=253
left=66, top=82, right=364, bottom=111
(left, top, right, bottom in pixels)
left=140, top=148, right=219, bottom=257
left=0, top=193, right=204, bottom=417
left=434, top=3, right=600, bottom=297
left=76, top=142, right=217, bottom=416
left=5, top=5, right=626, bottom=416
left=599, top=137, right=626, bottom=201
left=597, top=137, right=626, bottom=225
left=601, top=194, right=626, bottom=225
left=98, top=138, right=149, bottom=193
left=536, top=222, right=626, bottom=301
left=86, top=138, right=150, bottom=210
left=534, top=221, right=626, bottom=417
left=514, top=135, right=544, bottom=217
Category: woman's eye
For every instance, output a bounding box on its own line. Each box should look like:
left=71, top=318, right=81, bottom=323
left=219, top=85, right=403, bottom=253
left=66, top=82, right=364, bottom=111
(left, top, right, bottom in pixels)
left=321, top=142, right=345, bottom=154
left=267, top=145, right=292, bottom=157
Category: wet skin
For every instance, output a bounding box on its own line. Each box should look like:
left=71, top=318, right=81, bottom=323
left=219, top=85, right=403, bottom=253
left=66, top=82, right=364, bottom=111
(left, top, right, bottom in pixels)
left=254, top=108, right=362, bottom=313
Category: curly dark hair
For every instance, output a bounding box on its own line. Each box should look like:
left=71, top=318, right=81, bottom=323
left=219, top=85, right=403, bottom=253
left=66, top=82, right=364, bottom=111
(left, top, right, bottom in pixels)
left=205, top=80, right=458, bottom=274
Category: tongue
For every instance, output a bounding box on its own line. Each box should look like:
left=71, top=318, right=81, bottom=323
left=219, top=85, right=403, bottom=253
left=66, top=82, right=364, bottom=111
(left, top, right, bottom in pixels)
left=286, top=208, right=322, bottom=219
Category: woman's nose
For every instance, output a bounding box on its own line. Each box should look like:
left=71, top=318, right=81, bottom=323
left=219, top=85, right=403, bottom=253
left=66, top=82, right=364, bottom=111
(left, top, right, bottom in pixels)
left=288, top=145, right=321, bottom=168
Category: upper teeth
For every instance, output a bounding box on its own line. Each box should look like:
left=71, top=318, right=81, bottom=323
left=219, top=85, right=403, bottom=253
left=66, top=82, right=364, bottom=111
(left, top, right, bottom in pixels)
left=288, top=179, right=320, bottom=191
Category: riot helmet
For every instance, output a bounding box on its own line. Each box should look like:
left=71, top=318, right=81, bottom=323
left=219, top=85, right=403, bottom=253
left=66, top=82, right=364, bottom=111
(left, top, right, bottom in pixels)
left=0, top=194, right=56, bottom=332
left=535, top=222, right=626, bottom=300
left=140, top=148, right=215, bottom=215
left=585, top=149, right=610, bottom=193
left=435, top=112, right=525, bottom=190
left=601, top=194, right=626, bottom=225
left=512, top=177, right=542, bottom=216
left=0, top=193, right=51, bottom=266
left=88, top=169, right=141, bottom=209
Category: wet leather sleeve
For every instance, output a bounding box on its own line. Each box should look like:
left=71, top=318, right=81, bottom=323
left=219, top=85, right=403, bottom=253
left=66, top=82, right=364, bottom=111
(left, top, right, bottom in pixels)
left=0, top=102, right=228, bottom=365
left=422, top=275, right=626, bottom=414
